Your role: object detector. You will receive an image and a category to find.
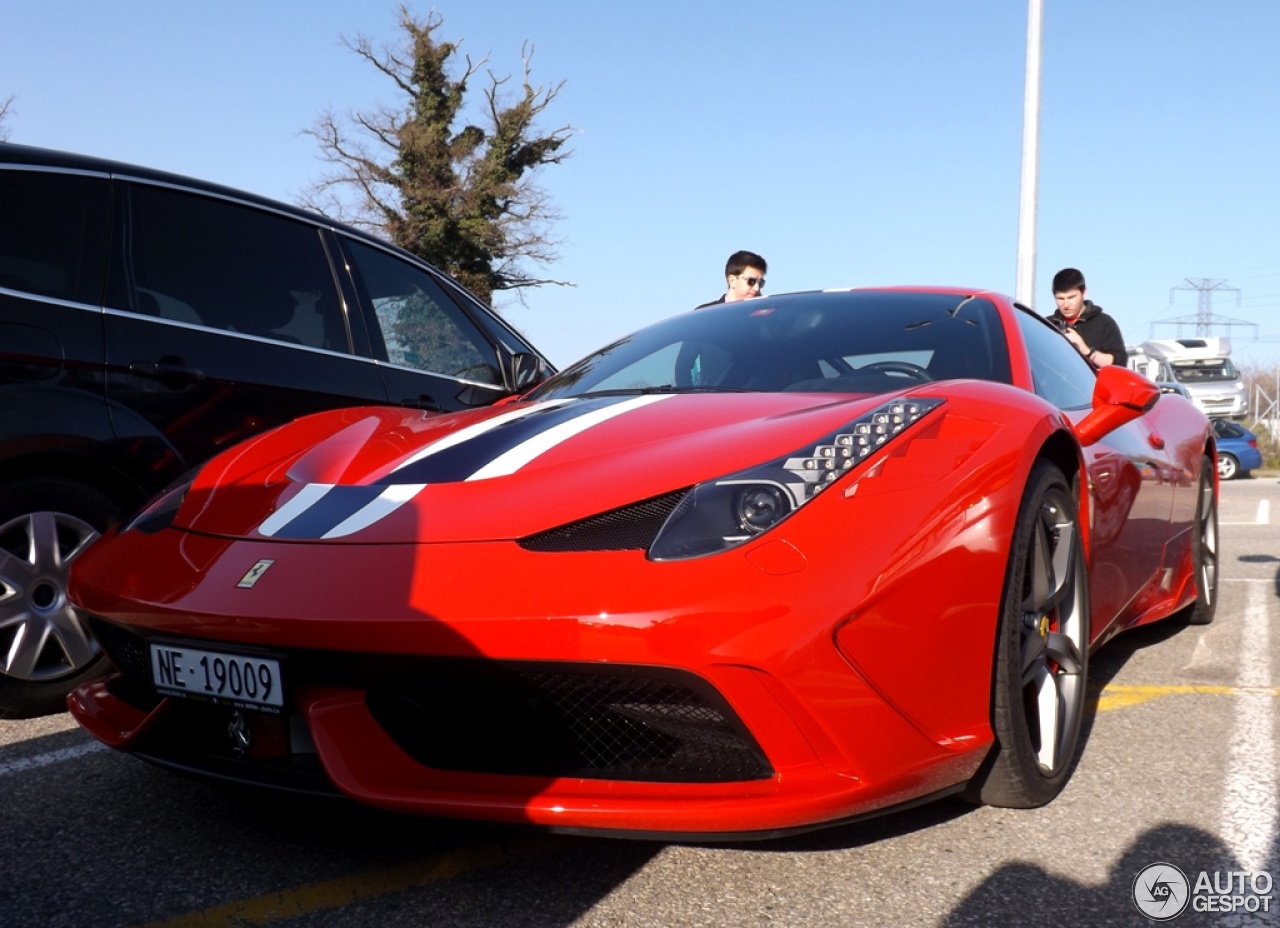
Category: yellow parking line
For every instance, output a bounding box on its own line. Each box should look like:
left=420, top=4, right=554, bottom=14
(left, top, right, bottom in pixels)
left=1092, top=683, right=1280, bottom=713
left=134, top=835, right=561, bottom=928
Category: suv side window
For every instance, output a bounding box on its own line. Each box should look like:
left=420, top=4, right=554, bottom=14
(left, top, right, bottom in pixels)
left=342, top=238, right=501, bottom=385
left=0, top=169, right=110, bottom=304
left=126, top=184, right=348, bottom=351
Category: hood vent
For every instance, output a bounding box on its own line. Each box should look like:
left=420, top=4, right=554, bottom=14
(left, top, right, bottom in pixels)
left=518, top=489, right=689, bottom=552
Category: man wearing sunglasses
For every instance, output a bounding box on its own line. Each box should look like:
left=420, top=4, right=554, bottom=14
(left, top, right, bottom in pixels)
left=697, top=249, right=768, bottom=308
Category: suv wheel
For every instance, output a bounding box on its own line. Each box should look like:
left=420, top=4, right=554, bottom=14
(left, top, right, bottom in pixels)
left=0, top=478, right=123, bottom=718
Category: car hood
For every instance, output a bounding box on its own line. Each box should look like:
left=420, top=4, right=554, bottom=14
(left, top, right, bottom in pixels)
left=166, top=390, right=945, bottom=544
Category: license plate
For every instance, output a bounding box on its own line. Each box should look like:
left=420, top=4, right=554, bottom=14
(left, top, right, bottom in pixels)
left=150, top=642, right=284, bottom=711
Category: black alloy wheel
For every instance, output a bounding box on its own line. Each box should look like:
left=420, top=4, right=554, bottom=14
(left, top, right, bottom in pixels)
left=966, top=461, right=1089, bottom=808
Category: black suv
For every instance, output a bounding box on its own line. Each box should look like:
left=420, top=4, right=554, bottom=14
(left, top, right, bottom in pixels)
left=0, top=144, right=555, bottom=717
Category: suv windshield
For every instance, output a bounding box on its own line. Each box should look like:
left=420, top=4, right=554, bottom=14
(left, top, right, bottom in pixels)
left=530, top=290, right=1013, bottom=401
left=1171, top=358, right=1240, bottom=383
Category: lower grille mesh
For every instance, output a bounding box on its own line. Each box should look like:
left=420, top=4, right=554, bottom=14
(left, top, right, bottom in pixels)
left=367, top=662, right=772, bottom=782
left=89, top=617, right=150, bottom=679
left=81, top=618, right=772, bottom=784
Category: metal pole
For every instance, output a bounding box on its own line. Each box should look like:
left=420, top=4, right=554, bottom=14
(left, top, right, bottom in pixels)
left=1015, top=0, right=1044, bottom=307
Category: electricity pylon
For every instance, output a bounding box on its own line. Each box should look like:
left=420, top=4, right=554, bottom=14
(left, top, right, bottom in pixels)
left=1150, top=278, right=1258, bottom=340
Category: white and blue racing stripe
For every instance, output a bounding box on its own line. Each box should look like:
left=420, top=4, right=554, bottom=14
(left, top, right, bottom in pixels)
left=465, top=394, right=673, bottom=481
left=257, top=394, right=673, bottom=539
left=259, top=482, right=427, bottom=539
left=390, top=398, right=576, bottom=474
left=384, top=394, right=674, bottom=485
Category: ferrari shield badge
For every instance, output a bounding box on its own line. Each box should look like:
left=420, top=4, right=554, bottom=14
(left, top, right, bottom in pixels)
left=237, top=559, right=275, bottom=589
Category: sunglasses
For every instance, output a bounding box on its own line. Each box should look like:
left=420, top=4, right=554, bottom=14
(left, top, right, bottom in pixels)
left=738, top=276, right=765, bottom=289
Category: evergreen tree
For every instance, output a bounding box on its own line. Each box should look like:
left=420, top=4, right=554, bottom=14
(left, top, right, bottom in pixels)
left=303, top=6, right=573, bottom=304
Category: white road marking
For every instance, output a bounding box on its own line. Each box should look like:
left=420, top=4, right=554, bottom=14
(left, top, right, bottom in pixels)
left=1219, top=498, right=1272, bottom=527
left=0, top=739, right=106, bottom=778
left=1220, top=580, right=1277, bottom=874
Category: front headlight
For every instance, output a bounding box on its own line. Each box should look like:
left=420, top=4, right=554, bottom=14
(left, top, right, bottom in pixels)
left=649, top=397, right=944, bottom=560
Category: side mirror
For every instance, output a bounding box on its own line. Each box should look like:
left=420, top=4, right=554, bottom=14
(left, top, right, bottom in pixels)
left=1073, top=365, right=1161, bottom=447
left=507, top=351, right=550, bottom=392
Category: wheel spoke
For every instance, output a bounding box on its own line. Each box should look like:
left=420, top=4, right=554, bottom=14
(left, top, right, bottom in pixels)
left=1020, top=625, right=1047, bottom=687
left=49, top=607, right=99, bottom=668
left=1034, top=670, right=1061, bottom=771
left=1027, top=515, right=1054, bottom=611
left=1199, top=481, right=1217, bottom=606
left=28, top=511, right=64, bottom=570
left=1045, top=630, right=1084, bottom=675
left=3, top=618, right=46, bottom=678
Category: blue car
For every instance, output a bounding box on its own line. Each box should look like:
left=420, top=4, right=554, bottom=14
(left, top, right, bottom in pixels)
left=1212, top=418, right=1263, bottom=480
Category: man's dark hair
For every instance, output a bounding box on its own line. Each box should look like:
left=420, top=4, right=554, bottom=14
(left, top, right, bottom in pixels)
left=725, top=250, right=767, bottom=277
left=1052, top=267, right=1086, bottom=294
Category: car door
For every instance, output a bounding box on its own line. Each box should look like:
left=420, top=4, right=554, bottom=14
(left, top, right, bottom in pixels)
left=1015, top=310, right=1177, bottom=633
left=102, top=181, right=392, bottom=476
left=335, top=235, right=543, bottom=411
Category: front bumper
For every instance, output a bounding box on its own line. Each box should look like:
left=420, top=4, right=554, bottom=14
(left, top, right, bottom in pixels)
left=67, top=455, right=1012, bottom=835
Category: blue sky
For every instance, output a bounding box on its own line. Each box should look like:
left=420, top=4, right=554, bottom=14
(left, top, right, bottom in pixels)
left=4, top=1, right=1279, bottom=369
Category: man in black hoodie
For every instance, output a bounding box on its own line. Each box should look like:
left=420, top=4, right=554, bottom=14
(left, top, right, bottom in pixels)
left=1048, top=267, right=1127, bottom=366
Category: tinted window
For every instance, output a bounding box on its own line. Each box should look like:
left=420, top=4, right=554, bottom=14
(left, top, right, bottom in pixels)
left=0, top=168, right=110, bottom=304
left=532, top=291, right=1012, bottom=400
left=343, top=239, right=500, bottom=385
left=1213, top=419, right=1246, bottom=439
left=1015, top=308, right=1096, bottom=410
left=127, top=184, right=348, bottom=351
left=1172, top=358, right=1239, bottom=382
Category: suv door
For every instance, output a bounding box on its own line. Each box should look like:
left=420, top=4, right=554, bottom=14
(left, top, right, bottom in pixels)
left=102, top=182, right=392, bottom=474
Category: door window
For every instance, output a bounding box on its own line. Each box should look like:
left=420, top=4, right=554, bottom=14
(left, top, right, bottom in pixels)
left=342, top=239, right=501, bottom=385
left=126, top=184, right=348, bottom=351
left=0, top=169, right=110, bottom=304
left=1015, top=309, right=1097, bottom=411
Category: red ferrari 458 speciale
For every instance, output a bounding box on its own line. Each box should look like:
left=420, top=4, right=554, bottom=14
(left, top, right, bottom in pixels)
left=68, top=286, right=1217, bottom=838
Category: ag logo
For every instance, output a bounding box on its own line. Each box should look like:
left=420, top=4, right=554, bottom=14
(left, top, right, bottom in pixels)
left=236, top=559, right=276, bottom=589
left=1133, top=862, right=1190, bottom=920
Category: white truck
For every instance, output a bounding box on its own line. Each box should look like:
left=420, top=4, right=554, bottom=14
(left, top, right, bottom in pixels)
left=1126, top=337, right=1248, bottom=419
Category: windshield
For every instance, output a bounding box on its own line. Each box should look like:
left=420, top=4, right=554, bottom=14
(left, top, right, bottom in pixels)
left=1171, top=358, right=1240, bottom=383
left=530, top=290, right=1013, bottom=401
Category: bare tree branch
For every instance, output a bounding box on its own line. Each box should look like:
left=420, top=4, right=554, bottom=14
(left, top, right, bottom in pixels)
left=0, top=95, right=15, bottom=142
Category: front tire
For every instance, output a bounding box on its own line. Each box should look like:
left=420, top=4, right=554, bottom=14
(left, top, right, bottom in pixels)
left=0, top=478, right=123, bottom=718
left=1188, top=457, right=1218, bottom=626
left=966, top=461, right=1089, bottom=808
left=1217, top=453, right=1239, bottom=481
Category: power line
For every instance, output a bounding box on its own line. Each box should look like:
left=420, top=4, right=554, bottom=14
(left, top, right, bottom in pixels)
left=1149, top=277, right=1259, bottom=340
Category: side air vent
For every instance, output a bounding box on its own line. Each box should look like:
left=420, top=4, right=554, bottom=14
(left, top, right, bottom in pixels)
left=518, top=489, right=689, bottom=552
